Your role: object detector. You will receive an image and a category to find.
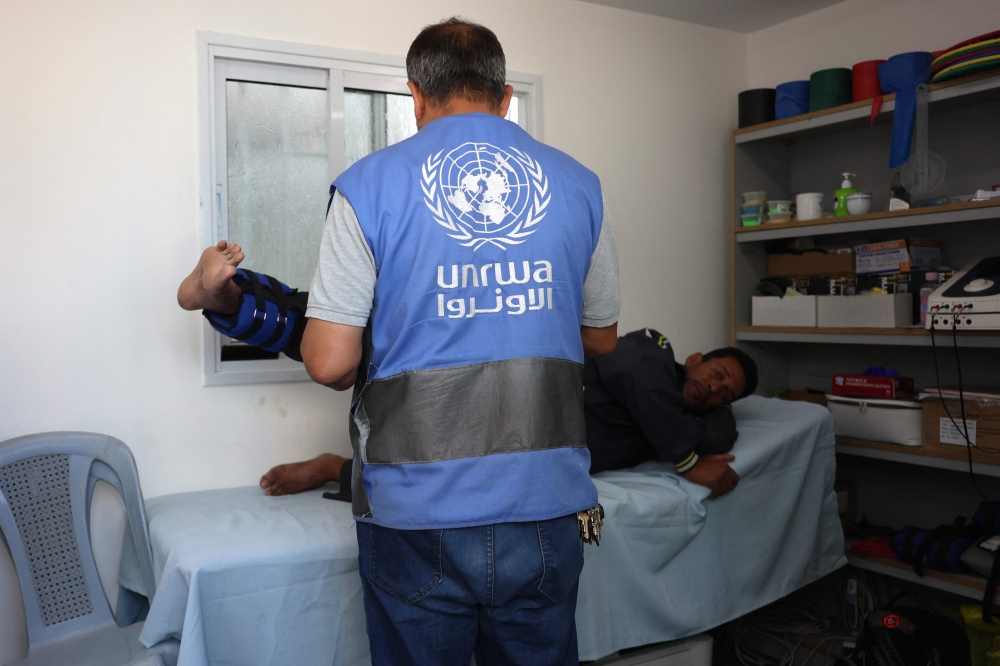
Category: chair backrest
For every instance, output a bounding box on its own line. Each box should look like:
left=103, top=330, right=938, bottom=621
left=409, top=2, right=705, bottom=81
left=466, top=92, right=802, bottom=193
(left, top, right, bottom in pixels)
left=0, top=432, right=157, bottom=650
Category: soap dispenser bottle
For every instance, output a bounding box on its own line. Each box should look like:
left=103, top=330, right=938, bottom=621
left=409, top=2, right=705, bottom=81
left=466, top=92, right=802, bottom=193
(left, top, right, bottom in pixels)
left=834, top=172, right=859, bottom=217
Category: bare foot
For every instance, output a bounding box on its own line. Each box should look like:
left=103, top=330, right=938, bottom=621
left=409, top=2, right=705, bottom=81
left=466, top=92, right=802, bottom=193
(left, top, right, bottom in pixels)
left=177, top=240, right=245, bottom=313
left=260, top=453, right=347, bottom=496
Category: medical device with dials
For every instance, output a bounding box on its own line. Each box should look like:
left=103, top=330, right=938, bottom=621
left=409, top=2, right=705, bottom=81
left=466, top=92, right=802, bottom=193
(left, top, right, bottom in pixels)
left=927, top=257, right=1000, bottom=330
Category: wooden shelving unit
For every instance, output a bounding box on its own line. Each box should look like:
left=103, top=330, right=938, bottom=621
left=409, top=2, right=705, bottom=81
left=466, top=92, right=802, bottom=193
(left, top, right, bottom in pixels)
left=730, top=68, right=1000, bottom=351
left=728, top=67, right=1000, bottom=544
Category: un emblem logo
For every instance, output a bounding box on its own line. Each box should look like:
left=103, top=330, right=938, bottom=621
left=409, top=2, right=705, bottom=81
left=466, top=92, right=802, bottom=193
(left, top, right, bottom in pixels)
left=423, top=142, right=550, bottom=251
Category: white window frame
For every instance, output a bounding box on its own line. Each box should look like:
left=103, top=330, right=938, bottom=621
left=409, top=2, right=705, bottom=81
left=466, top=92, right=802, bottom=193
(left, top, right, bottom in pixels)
left=196, top=31, right=542, bottom=386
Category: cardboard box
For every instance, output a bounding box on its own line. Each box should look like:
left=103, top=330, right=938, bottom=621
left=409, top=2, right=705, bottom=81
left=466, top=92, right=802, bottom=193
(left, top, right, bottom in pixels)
left=921, top=398, right=1000, bottom=463
left=766, top=251, right=856, bottom=278
left=832, top=374, right=915, bottom=399
left=908, top=238, right=943, bottom=271
left=835, top=479, right=857, bottom=529
left=752, top=295, right=817, bottom=327
left=854, top=238, right=941, bottom=275
left=816, top=293, right=913, bottom=328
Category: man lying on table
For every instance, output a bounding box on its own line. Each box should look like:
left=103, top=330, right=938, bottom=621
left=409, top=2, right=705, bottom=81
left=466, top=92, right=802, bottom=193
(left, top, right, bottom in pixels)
left=179, top=245, right=757, bottom=501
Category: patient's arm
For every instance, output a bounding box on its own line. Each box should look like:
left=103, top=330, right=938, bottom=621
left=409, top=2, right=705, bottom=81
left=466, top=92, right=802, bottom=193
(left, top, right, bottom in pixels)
left=693, top=405, right=738, bottom=456
left=682, top=454, right=739, bottom=499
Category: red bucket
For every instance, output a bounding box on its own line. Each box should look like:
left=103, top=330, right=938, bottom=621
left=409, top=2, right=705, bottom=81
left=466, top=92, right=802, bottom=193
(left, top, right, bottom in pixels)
left=852, top=59, right=886, bottom=101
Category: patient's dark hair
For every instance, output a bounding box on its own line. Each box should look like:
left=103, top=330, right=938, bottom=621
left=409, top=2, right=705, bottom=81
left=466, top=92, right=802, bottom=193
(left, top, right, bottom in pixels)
left=703, top=347, right=758, bottom=400
left=406, top=17, right=506, bottom=109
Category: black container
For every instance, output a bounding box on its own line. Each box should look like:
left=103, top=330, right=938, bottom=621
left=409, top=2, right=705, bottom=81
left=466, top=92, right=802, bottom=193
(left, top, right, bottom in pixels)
left=738, top=88, right=776, bottom=128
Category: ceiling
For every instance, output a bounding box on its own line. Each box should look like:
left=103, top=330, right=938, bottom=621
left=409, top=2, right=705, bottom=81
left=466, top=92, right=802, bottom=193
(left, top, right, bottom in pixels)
left=576, top=0, right=849, bottom=33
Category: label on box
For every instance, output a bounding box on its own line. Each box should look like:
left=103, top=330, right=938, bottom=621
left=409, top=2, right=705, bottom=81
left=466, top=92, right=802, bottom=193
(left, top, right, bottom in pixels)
left=940, top=417, right=977, bottom=445
left=855, top=240, right=912, bottom=275
left=832, top=374, right=914, bottom=399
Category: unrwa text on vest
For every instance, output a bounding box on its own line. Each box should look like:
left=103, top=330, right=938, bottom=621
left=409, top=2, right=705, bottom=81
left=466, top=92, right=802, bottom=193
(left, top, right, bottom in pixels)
left=436, top=261, right=553, bottom=289
left=436, top=261, right=554, bottom=319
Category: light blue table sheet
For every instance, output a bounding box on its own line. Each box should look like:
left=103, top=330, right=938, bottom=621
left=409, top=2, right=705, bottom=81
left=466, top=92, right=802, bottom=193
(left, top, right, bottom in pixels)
left=122, top=396, right=844, bottom=665
left=120, top=486, right=369, bottom=666
left=576, top=395, right=846, bottom=660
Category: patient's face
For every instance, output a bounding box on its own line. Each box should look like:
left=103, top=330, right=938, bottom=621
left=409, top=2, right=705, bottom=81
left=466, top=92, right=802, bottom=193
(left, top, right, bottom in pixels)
left=682, top=355, right=746, bottom=411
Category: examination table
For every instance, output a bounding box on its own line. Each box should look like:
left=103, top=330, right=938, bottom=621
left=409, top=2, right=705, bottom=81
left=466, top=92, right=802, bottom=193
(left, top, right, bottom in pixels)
left=120, top=395, right=845, bottom=665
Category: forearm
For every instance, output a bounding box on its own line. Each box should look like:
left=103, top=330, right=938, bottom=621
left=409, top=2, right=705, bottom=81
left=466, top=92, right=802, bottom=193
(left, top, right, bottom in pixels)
left=694, top=405, right=738, bottom=456
left=581, top=323, right=618, bottom=357
left=634, top=402, right=707, bottom=470
left=300, top=318, right=363, bottom=390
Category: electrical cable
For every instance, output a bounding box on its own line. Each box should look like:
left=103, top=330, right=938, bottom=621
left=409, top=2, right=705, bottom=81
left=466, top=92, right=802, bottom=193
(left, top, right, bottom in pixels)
left=732, top=582, right=875, bottom=666
left=841, top=576, right=876, bottom=634
left=928, top=309, right=995, bottom=502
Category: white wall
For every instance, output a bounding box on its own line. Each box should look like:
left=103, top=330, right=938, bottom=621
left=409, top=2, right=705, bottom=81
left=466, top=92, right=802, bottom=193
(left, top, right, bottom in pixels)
left=747, top=0, right=999, bottom=89
left=0, top=0, right=744, bottom=501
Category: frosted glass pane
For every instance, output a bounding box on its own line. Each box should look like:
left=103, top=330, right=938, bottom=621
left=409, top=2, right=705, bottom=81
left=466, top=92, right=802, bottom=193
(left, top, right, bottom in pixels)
left=344, top=90, right=417, bottom=168
left=226, top=81, right=329, bottom=291
left=386, top=94, right=417, bottom=145
left=344, top=91, right=375, bottom=168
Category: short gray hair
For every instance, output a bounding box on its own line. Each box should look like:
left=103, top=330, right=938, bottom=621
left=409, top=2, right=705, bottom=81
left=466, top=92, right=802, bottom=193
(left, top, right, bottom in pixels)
left=406, top=17, right=506, bottom=109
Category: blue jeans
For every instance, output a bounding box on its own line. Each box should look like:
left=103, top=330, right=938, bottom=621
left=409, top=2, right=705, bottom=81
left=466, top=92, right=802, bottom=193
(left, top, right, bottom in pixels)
left=356, top=514, right=584, bottom=666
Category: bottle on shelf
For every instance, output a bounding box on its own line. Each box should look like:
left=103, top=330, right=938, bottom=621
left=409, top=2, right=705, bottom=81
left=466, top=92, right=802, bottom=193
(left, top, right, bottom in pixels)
left=919, top=272, right=939, bottom=326
left=834, top=172, right=859, bottom=217
left=889, top=170, right=910, bottom=211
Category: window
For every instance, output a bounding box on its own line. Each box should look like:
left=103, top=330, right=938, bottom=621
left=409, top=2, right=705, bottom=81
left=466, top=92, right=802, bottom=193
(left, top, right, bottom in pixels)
left=198, top=33, right=541, bottom=385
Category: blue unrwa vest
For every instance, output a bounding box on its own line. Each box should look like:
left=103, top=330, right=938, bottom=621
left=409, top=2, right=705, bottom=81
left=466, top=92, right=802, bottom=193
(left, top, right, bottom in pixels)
left=334, top=112, right=602, bottom=529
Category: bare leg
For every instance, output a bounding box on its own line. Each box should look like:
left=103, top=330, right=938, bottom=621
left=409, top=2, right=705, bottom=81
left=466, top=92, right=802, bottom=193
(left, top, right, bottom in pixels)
left=177, top=240, right=245, bottom=314
left=260, top=453, right=347, bottom=496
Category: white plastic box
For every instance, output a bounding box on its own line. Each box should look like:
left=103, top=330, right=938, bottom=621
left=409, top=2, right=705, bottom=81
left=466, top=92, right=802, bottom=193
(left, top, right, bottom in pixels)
left=826, top=394, right=923, bottom=446
left=751, top=296, right=817, bottom=327
left=816, top=293, right=912, bottom=328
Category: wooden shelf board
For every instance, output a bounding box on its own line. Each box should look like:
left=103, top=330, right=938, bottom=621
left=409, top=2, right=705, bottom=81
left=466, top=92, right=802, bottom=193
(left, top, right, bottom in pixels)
left=739, top=326, right=923, bottom=336
left=736, top=325, right=1000, bottom=336
left=734, top=326, right=1000, bottom=348
left=847, top=549, right=999, bottom=604
left=836, top=436, right=1000, bottom=477
left=733, top=70, right=1000, bottom=144
left=734, top=198, right=1000, bottom=243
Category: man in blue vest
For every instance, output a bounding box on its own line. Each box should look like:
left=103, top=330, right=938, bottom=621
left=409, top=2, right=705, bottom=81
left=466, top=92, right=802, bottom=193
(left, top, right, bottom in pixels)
left=180, top=18, right=619, bottom=664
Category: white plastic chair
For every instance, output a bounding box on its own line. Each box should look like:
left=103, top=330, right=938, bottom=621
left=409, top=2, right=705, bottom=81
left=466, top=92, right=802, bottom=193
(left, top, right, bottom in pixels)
left=0, top=432, right=178, bottom=666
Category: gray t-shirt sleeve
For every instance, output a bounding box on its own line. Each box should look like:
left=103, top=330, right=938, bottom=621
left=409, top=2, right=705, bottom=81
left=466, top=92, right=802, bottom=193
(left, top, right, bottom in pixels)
left=581, top=198, right=621, bottom=328
left=305, top=191, right=377, bottom=327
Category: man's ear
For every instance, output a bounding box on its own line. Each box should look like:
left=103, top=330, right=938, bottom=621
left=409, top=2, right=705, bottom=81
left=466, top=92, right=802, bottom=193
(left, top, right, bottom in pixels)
left=497, top=84, right=514, bottom=118
left=685, top=352, right=703, bottom=368
left=407, top=81, right=427, bottom=128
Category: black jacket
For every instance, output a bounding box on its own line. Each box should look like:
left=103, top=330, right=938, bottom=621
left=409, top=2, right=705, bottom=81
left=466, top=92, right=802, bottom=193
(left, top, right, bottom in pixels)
left=584, top=329, right=738, bottom=474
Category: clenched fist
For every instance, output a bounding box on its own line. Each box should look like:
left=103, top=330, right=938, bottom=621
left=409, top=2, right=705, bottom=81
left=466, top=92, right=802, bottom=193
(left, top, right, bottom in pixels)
left=682, top=454, right=739, bottom=499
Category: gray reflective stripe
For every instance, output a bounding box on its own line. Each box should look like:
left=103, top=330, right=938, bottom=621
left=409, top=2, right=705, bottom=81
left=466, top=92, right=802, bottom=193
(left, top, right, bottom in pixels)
left=350, top=322, right=373, bottom=518
left=362, top=357, right=585, bottom=464
left=351, top=455, right=371, bottom=518
left=348, top=415, right=373, bottom=518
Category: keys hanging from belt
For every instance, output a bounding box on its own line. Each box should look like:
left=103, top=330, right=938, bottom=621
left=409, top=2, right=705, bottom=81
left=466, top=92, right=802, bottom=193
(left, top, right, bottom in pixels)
left=577, top=504, right=605, bottom=548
